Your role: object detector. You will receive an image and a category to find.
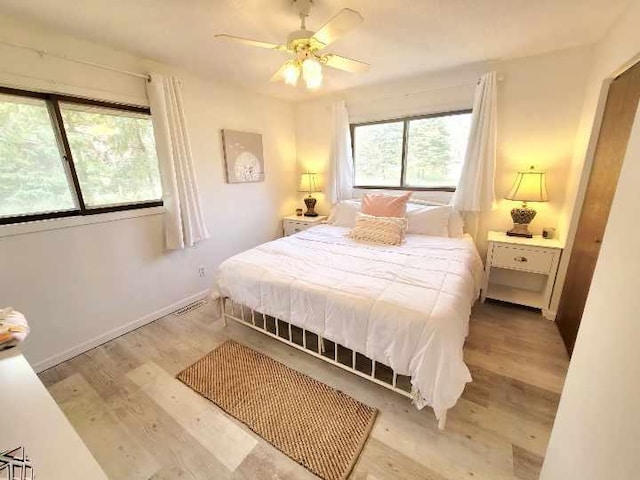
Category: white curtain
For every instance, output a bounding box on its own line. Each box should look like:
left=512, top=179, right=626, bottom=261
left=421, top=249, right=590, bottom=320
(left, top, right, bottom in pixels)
left=147, top=73, right=209, bottom=250
left=327, top=100, right=354, bottom=204
left=452, top=71, right=498, bottom=212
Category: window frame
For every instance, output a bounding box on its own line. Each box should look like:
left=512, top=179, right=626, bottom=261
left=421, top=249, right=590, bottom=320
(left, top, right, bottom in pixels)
left=0, top=85, right=163, bottom=226
left=350, top=108, right=472, bottom=192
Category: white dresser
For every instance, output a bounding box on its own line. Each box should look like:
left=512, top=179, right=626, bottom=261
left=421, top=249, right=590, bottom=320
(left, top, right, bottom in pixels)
left=0, top=348, right=108, bottom=479
left=282, top=214, right=327, bottom=236
left=481, top=231, right=563, bottom=319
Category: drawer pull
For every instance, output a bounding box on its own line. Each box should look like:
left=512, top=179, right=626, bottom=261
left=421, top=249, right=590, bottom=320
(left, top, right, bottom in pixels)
left=514, top=256, right=528, bottom=262
left=294, top=228, right=301, bottom=232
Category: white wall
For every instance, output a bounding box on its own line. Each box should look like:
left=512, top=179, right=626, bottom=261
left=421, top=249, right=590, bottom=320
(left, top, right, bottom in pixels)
left=294, top=46, right=594, bottom=257
left=550, top=0, right=640, bottom=312
left=539, top=102, right=640, bottom=480
left=0, top=14, right=298, bottom=370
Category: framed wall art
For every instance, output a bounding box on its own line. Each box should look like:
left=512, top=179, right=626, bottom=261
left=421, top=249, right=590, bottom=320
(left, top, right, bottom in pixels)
left=221, top=129, right=265, bottom=183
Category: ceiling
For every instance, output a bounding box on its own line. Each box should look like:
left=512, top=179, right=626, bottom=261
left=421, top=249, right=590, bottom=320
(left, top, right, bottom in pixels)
left=0, top=0, right=630, bottom=101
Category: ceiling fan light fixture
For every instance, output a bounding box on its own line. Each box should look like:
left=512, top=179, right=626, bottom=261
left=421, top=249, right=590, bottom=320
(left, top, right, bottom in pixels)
left=283, top=61, right=300, bottom=86
left=305, top=73, right=322, bottom=90
left=302, top=57, right=322, bottom=89
left=217, top=5, right=369, bottom=92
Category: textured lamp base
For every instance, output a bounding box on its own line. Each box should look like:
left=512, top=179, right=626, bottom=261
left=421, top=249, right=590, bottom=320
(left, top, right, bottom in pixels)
left=507, top=223, right=533, bottom=238
left=507, top=206, right=536, bottom=238
left=304, top=196, right=318, bottom=217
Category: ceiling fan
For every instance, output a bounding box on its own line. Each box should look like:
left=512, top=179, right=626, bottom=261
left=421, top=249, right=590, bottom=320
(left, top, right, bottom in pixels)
left=216, top=0, right=369, bottom=90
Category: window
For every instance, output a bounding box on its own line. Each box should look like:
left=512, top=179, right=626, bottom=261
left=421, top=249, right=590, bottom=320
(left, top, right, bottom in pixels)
left=0, top=87, right=162, bottom=225
left=0, top=95, right=75, bottom=218
left=60, top=103, right=162, bottom=208
left=352, top=110, right=472, bottom=190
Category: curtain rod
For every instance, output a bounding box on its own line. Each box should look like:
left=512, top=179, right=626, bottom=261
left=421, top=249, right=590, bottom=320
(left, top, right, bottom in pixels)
left=346, top=75, right=504, bottom=107
left=0, top=39, right=151, bottom=81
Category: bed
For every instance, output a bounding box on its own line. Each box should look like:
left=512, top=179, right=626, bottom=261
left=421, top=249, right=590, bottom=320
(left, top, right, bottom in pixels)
left=213, top=206, right=484, bottom=430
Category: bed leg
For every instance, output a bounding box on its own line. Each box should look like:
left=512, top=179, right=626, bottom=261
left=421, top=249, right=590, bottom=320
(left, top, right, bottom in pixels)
left=438, top=410, right=448, bottom=431
left=220, top=298, right=227, bottom=327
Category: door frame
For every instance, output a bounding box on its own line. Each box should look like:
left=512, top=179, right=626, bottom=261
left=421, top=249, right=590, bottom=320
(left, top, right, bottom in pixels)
left=549, top=52, right=640, bottom=317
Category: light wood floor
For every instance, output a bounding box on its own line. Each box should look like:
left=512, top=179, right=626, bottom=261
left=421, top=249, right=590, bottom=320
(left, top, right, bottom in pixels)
left=38, top=300, right=569, bottom=480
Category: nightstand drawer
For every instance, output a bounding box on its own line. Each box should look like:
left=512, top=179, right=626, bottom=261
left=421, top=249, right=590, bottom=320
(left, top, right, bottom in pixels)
left=282, top=215, right=327, bottom=237
left=283, top=221, right=308, bottom=236
left=492, top=245, right=554, bottom=274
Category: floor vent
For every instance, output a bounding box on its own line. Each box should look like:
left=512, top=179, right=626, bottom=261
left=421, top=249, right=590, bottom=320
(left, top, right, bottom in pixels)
left=174, top=299, right=207, bottom=316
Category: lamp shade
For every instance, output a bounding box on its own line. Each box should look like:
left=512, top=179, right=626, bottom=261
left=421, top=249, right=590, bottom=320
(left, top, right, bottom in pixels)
left=302, top=58, right=322, bottom=89
left=299, top=172, right=323, bottom=193
left=505, top=167, right=548, bottom=203
left=283, top=61, right=300, bottom=86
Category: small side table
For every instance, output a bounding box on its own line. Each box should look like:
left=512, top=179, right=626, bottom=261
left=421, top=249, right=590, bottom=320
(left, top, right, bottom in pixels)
left=481, top=231, right=563, bottom=320
left=282, top=215, right=327, bottom=237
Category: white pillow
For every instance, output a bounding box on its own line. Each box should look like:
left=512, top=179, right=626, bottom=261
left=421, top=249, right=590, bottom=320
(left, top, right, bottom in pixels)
left=328, top=200, right=361, bottom=227
left=406, top=205, right=451, bottom=237
left=406, top=198, right=448, bottom=207
left=348, top=213, right=407, bottom=245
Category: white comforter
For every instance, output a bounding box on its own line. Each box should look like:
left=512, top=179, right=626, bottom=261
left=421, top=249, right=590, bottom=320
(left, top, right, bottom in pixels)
left=214, top=225, right=484, bottom=420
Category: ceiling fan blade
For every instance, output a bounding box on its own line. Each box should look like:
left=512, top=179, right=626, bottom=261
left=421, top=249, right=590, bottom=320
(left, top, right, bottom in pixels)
left=323, top=54, right=370, bottom=73
left=311, top=8, right=363, bottom=47
left=270, top=63, right=289, bottom=82
left=215, top=34, right=287, bottom=51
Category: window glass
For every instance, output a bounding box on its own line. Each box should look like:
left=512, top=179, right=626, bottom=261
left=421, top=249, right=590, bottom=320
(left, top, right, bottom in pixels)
left=405, top=113, right=472, bottom=188
left=60, top=103, right=162, bottom=208
left=353, top=121, right=404, bottom=187
left=351, top=111, right=471, bottom=190
left=0, top=94, right=75, bottom=218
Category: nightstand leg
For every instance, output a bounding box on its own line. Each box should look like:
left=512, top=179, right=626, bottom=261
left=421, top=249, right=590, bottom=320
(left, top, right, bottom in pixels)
left=220, top=298, right=227, bottom=327
left=480, top=273, right=489, bottom=303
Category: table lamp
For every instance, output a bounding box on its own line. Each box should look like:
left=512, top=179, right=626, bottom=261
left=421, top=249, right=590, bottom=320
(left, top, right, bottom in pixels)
left=299, top=172, right=322, bottom=217
left=504, top=166, right=548, bottom=238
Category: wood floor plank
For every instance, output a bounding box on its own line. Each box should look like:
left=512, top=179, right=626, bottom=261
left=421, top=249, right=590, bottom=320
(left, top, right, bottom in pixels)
left=512, top=445, right=544, bottom=480
left=148, top=466, right=199, bottom=480
left=155, top=310, right=224, bottom=355
left=465, top=305, right=568, bottom=394
left=127, top=362, right=258, bottom=472
left=38, top=349, right=85, bottom=388
left=464, top=348, right=565, bottom=394
left=462, top=365, right=561, bottom=427
left=233, top=442, right=318, bottom=480
left=372, top=411, right=515, bottom=480
left=106, top=381, right=234, bottom=480
left=48, top=373, right=160, bottom=480
left=448, top=398, right=551, bottom=457
left=351, top=438, right=448, bottom=480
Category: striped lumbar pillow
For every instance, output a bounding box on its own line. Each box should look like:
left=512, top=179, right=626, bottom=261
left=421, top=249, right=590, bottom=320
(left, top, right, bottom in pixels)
left=348, top=212, right=407, bottom=245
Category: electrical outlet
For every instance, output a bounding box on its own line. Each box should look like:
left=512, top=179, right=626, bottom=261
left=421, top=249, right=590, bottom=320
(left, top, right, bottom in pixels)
left=198, top=266, right=206, bottom=277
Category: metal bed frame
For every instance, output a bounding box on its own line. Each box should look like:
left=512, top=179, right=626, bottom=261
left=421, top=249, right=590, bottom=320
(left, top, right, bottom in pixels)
left=221, top=297, right=448, bottom=430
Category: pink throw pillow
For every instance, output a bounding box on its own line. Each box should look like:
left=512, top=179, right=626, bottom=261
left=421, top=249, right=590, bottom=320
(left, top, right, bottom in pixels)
left=361, top=193, right=412, bottom=218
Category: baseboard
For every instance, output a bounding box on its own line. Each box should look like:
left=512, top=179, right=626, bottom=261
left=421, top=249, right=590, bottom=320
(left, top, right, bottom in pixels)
left=31, top=289, right=211, bottom=373
left=542, top=308, right=557, bottom=321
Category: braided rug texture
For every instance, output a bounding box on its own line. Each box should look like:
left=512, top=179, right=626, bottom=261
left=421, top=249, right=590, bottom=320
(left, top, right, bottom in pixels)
left=177, top=340, right=377, bottom=480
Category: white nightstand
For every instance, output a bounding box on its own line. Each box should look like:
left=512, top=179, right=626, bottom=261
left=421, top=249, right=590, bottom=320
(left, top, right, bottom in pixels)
left=283, top=214, right=327, bottom=236
left=481, top=231, right=563, bottom=320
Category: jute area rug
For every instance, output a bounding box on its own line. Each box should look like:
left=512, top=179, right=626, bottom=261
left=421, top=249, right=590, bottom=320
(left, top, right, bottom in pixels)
left=177, top=340, right=377, bottom=480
